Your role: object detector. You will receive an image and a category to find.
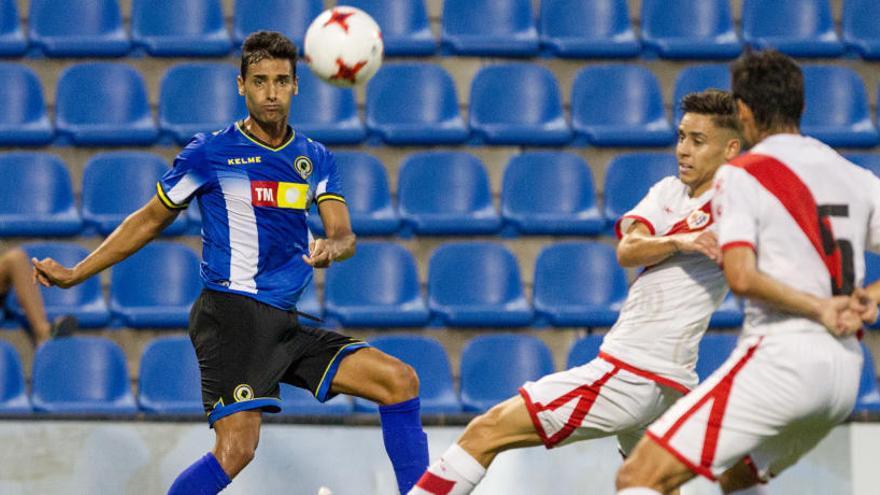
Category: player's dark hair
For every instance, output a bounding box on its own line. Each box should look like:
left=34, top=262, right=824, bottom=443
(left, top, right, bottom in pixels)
left=241, top=31, right=298, bottom=79
left=731, top=49, right=803, bottom=132
left=680, top=89, right=742, bottom=136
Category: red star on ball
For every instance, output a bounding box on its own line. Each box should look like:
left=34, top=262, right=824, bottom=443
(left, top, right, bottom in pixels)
left=323, top=9, right=355, bottom=33
left=330, top=58, right=367, bottom=85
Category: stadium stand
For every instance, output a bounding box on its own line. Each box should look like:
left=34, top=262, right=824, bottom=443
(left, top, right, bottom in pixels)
left=0, top=64, right=52, bottom=145
left=741, top=0, right=844, bottom=57
left=695, top=333, right=738, bottom=382
left=856, top=342, right=880, bottom=412
left=28, top=0, right=129, bottom=57
left=131, top=0, right=232, bottom=56
left=708, top=293, right=745, bottom=328
left=603, top=152, right=679, bottom=234
left=539, top=0, right=639, bottom=59
left=344, top=0, right=435, bottom=56
left=640, top=0, right=742, bottom=59
left=843, top=0, right=880, bottom=59
left=290, top=62, right=365, bottom=144
left=0, top=0, right=26, bottom=56
left=0, top=341, right=29, bottom=413
left=801, top=65, right=879, bottom=148
left=566, top=334, right=605, bottom=368
left=137, top=335, right=203, bottom=415
left=232, top=0, right=321, bottom=50
left=0, top=152, right=81, bottom=236
left=441, top=0, right=539, bottom=57
left=846, top=153, right=880, bottom=178
left=672, top=64, right=731, bottom=123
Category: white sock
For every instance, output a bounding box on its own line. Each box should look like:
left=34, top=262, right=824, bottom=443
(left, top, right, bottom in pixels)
left=407, top=443, right=487, bottom=495
left=728, top=485, right=770, bottom=495
left=618, top=489, right=662, bottom=495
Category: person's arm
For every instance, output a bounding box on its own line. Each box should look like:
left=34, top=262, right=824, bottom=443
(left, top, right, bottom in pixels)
left=302, top=199, right=356, bottom=269
left=32, top=197, right=180, bottom=288
left=617, top=222, right=721, bottom=268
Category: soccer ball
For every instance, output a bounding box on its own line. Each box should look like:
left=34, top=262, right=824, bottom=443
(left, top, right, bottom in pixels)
left=303, top=7, right=383, bottom=88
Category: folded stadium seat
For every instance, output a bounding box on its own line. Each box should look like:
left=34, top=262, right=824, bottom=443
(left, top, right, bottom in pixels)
left=427, top=242, right=533, bottom=327
left=397, top=151, right=501, bottom=236
left=460, top=334, right=554, bottom=412
left=501, top=152, right=605, bottom=236
left=441, top=0, right=539, bottom=56
left=354, top=335, right=461, bottom=413
left=81, top=152, right=188, bottom=236
left=290, top=63, right=365, bottom=144
left=539, top=0, right=639, bottom=58
left=138, top=336, right=203, bottom=415
left=854, top=341, right=880, bottom=413
left=843, top=0, right=880, bottom=59
left=741, top=0, right=844, bottom=57
left=278, top=383, right=352, bottom=416
left=159, top=63, right=247, bottom=145
left=845, top=153, right=880, bottom=179
left=532, top=242, right=627, bottom=327
left=131, top=0, right=232, bottom=56
left=566, top=334, right=605, bottom=369
left=6, top=243, right=109, bottom=327
left=55, top=63, right=157, bottom=146
left=672, top=64, right=730, bottom=124
left=800, top=66, right=879, bottom=148
left=28, top=0, right=129, bottom=57
left=110, top=242, right=201, bottom=328
left=0, top=64, right=52, bottom=145
left=365, top=63, right=468, bottom=145
left=344, top=0, right=435, bottom=56
left=0, top=152, right=81, bottom=236
left=603, top=152, right=678, bottom=236
left=469, top=64, right=571, bottom=145
left=640, top=0, right=741, bottom=59
left=708, top=292, right=744, bottom=328
left=31, top=337, right=137, bottom=414
left=324, top=242, right=429, bottom=327
left=233, top=0, right=321, bottom=50
left=695, top=333, right=738, bottom=382
left=0, top=341, right=30, bottom=413
left=571, top=64, right=674, bottom=147
left=0, top=0, right=25, bottom=56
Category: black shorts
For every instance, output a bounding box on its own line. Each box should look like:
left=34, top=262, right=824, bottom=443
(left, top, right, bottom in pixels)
left=188, top=289, right=368, bottom=425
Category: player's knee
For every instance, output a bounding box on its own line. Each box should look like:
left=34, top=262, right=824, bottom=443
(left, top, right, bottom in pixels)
left=1, top=248, right=26, bottom=268
left=615, top=458, right=639, bottom=489
left=462, top=404, right=506, bottom=449
left=217, top=434, right=259, bottom=469
left=379, top=359, right=419, bottom=405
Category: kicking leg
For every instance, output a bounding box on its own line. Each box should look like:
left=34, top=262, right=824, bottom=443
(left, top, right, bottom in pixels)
left=616, top=435, right=696, bottom=495
left=2, top=249, right=51, bottom=345
left=719, top=458, right=768, bottom=495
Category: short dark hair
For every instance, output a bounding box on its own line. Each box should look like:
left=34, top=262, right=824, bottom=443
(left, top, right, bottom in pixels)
left=680, top=89, right=742, bottom=136
left=240, top=31, right=298, bottom=79
left=731, top=49, right=803, bottom=131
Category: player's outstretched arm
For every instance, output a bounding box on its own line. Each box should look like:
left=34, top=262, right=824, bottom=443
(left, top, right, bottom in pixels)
left=32, top=197, right=180, bottom=288
left=303, top=199, right=356, bottom=269
left=617, top=222, right=720, bottom=268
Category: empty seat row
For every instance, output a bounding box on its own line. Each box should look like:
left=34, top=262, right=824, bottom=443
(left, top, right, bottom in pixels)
left=3, top=332, right=879, bottom=415
left=3, top=0, right=880, bottom=60
left=3, top=61, right=879, bottom=148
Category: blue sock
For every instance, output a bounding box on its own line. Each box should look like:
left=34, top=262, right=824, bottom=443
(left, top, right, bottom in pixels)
left=379, top=397, right=429, bottom=494
left=168, top=452, right=231, bottom=495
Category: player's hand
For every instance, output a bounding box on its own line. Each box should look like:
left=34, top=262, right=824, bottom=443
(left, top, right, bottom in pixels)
left=31, top=257, right=78, bottom=288
left=851, top=288, right=878, bottom=325
left=817, top=296, right=863, bottom=337
left=676, top=231, right=721, bottom=264
left=302, top=239, right=333, bottom=269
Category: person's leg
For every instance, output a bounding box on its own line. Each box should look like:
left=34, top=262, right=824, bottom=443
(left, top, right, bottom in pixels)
left=616, top=435, right=696, bottom=494
left=718, top=458, right=769, bottom=495
left=1, top=249, right=51, bottom=345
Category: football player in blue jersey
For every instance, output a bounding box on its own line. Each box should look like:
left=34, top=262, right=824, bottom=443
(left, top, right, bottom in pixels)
left=32, top=31, right=428, bottom=495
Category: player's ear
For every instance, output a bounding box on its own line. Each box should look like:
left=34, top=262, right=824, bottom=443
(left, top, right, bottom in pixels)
left=725, top=135, right=742, bottom=160
left=237, top=75, right=245, bottom=96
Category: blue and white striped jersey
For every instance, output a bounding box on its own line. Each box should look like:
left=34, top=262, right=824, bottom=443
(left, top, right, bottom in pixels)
left=157, top=122, right=345, bottom=310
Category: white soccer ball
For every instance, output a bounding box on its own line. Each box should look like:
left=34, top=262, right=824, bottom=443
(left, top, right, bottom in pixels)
left=303, top=7, right=383, bottom=88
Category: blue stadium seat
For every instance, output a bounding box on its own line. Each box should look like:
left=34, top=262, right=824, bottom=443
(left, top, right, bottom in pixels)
left=604, top=153, right=678, bottom=234
left=502, top=152, right=604, bottom=236
left=428, top=242, right=532, bottom=327
left=138, top=336, right=203, bottom=415
left=0, top=0, right=25, bottom=56
left=0, top=341, right=29, bottom=413
left=672, top=64, right=731, bottom=123
left=291, top=63, right=365, bottom=144
left=233, top=0, right=321, bottom=49
left=0, top=64, right=52, bottom=145
left=110, top=242, right=201, bottom=328
left=845, top=153, right=880, bottom=178
left=354, top=335, right=461, bottom=413
left=131, top=0, right=232, bottom=56
left=566, top=335, right=605, bottom=369
left=7, top=243, right=109, bottom=327
left=278, top=383, right=352, bottom=416
left=533, top=242, right=627, bottom=327
left=469, top=64, right=571, bottom=145
left=460, top=334, right=553, bottom=412
left=55, top=63, right=157, bottom=146
left=0, top=152, right=81, bottom=236
left=801, top=66, right=878, bottom=148
left=31, top=336, right=137, bottom=414
left=539, top=0, right=639, bottom=58
left=398, top=151, right=501, bottom=235
left=82, top=152, right=188, bottom=235
left=345, top=0, right=435, bottom=56
left=864, top=252, right=880, bottom=329
left=441, top=0, right=539, bottom=56
left=640, top=0, right=741, bottom=59
left=843, top=0, right=880, bottom=59
left=29, top=0, right=129, bottom=57
left=324, top=242, right=429, bottom=327
left=572, top=65, right=674, bottom=147
left=742, top=0, right=843, bottom=57
left=855, top=341, right=880, bottom=412
left=709, top=293, right=744, bottom=328
left=696, top=333, right=738, bottom=382
left=160, top=63, right=247, bottom=145
left=366, top=63, right=468, bottom=145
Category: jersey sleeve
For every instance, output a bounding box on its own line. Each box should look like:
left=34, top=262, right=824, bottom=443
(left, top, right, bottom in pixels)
left=614, top=177, right=677, bottom=239
left=156, top=134, right=211, bottom=210
left=867, top=173, right=880, bottom=253
left=713, top=165, right=761, bottom=252
left=313, top=145, right=346, bottom=206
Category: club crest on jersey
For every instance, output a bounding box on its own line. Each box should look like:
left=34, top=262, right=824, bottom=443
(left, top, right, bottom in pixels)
left=293, top=156, right=313, bottom=179
left=687, top=209, right=711, bottom=230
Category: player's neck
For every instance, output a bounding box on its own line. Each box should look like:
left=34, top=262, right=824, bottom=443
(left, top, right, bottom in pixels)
left=242, top=117, right=289, bottom=147
left=688, top=181, right=711, bottom=198
left=756, top=125, right=800, bottom=143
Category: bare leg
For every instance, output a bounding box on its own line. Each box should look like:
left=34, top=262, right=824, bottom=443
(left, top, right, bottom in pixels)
left=617, top=436, right=696, bottom=494
left=458, top=396, right=544, bottom=467
left=212, top=410, right=262, bottom=478
left=719, top=458, right=767, bottom=494
left=330, top=347, right=419, bottom=404
left=0, top=249, right=51, bottom=345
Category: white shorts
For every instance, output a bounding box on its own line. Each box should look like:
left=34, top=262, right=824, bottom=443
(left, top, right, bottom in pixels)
left=519, top=353, right=688, bottom=456
left=646, top=333, right=862, bottom=481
